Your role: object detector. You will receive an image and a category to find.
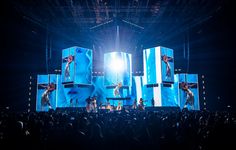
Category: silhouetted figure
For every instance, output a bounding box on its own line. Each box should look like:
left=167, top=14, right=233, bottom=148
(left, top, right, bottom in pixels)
left=85, top=96, right=91, bottom=112
left=151, top=98, right=155, bottom=107
left=91, top=97, right=97, bottom=112
left=138, top=98, right=145, bottom=110
left=132, top=99, right=137, bottom=109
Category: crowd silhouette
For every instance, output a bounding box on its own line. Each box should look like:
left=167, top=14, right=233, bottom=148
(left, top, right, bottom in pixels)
left=0, top=107, right=235, bottom=150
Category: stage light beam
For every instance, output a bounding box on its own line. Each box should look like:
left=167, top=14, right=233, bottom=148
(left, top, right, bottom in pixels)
left=109, top=58, right=124, bottom=72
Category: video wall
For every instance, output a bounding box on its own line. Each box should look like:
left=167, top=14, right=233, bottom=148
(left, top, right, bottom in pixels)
left=36, top=46, right=200, bottom=111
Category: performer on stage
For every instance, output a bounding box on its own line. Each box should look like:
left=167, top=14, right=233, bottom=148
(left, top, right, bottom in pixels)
left=40, top=83, right=55, bottom=110
left=91, top=97, right=97, bottom=112
left=180, top=82, right=195, bottom=110
left=132, top=99, right=137, bottom=109
left=64, top=55, right=73, bottom=80
left=162, top=55, right=173, bottom=79
left=138, top=98, right=145, bottom=110
left=106, top=101, right=113, bottom=111
left=116, top=101, right=122, bottom=111
left=85, top=96, right=91, bottom=112
left=151, top=98, right=155, bottom=107
left=113, top=82, right=122, bottom=97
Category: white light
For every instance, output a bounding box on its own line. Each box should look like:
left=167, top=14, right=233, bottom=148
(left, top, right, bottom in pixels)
left=202, top=81, right=205, bottom=84
left=30, top=76, right=32, bottom=79
left=202, top=75, right=204, bottom=78
left=203, top=91, right=205, bottom=95
left=203, top=97, right=206, bottom=100
left=29, top=87, right=31, bottom=90
left=28, top=98, right=31, bottom=101
left=29, top=82, right=32, bottom=85
left=110, top=58, right=124, bottom=72
left=203, top=86, right=205, bottom=89
left=29, top=92, right=31, bottom=96
left=204, top=102, right=206, bottom=105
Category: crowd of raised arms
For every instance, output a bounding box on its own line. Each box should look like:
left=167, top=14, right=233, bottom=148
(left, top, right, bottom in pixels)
left=0, top=107, right=235, bottom=150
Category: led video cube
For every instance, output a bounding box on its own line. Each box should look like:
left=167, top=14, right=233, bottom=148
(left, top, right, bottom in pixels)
left=175, top=74, right=200, bottom=110
left=143, top=46, right=174, bottom=84
left=104, top=52, right=132, bottom=86
left=36, top=74, right=60, bottom=111
left=61, top=46, right=92, bottom=85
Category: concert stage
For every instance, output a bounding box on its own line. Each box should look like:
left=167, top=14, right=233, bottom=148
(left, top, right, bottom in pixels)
left=54, top=106, right=181, bottom=113
left=36, top=47, right=200, bottom=112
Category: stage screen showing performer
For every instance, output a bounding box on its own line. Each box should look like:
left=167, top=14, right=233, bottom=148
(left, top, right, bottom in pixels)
left=40, top=83, right=55, bottom=110
left=113, top=82, right=122, bottom=97
left=64, top=55, right=74, bottom=81
left=162, top=55, right=173, bottom=80
left=180, top=82, right=195, bottom=110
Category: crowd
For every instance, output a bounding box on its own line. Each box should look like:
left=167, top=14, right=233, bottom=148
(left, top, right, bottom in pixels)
left=0, top=107, right=235, bottom=150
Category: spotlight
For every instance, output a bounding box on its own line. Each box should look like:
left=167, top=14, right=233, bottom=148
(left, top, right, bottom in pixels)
left=109, top=58, right=124, bottom=72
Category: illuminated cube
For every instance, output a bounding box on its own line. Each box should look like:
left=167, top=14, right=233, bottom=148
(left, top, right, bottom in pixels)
left=175, top=74, right=200, bottom=110
left=61, top=46, right=92, bottom=85
left=36, top=74, right=60, bottom=111
left=104, top=52, right=132, bottom=86
left=143, top=46, right=174, bottom=84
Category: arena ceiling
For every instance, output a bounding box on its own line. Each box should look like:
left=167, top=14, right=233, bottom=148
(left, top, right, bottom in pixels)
left=10, top=0, right=225, bottom=41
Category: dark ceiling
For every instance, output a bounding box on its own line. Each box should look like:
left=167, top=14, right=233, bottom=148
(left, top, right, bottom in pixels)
left=9, top=0, right=226, bottom=42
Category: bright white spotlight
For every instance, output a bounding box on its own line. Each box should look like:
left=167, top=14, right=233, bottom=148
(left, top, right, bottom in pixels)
left=110, top=58, right=124, bottom=72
